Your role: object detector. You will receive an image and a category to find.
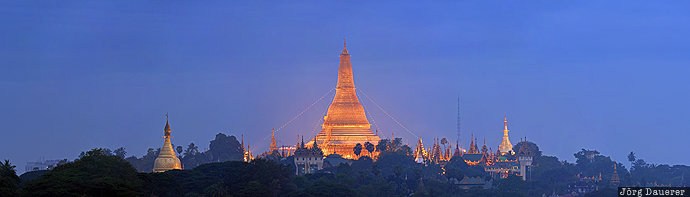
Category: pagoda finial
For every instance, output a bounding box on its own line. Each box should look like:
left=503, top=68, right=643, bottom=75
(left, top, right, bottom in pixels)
left=342, top=38, right=349, bottom=54
left=163, top=113, right=171, bottom=137
left=504, top=113, right=508, bottom=130
left=300, top=136, right=305, bottom=148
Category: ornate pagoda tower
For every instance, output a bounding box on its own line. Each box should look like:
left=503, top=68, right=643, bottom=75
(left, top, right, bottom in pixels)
left=498, top=115, right=514, bottom=155
left=308, top=40, right=380, bottom=158
left=153, top=115, right=182, bottom=172
left=269, top=128, right=278, bottom=152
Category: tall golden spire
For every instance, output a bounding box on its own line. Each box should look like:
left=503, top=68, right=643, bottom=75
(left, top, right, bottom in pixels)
left=499, top=114, right=514, bottom=155
left=269, top=128, right=278, bottom=152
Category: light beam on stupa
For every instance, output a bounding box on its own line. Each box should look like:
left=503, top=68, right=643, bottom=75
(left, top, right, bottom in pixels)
left=306, top=39, right=381, bottom=158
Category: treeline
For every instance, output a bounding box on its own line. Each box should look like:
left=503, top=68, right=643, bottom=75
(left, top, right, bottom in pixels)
left=119, top=133, right=243, bottom=172
left=1, top=134, right=689, bottom=196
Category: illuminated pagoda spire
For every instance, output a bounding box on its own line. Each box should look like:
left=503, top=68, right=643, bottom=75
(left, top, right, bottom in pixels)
left=308, top=39, right=380, bottom=158
left=468, top=134, right=478, bottom=154
left=414, top=137, right=426, bottom=163
left=153, top=114, right=182, bottom=172
left=453, top=140, right=461, bottom=157
left=611, top=163, right=621, bottom=185
left=241, top=134, right=245, bottom=151
left=269, top=128, right=278, bottom=152
left=498, top=115, right=514, bottom=155
left=481, top=138, right=488, bottom=155
left=241, top=134, right=253, bottom=162
left=246, top=145, right=253, bottom=162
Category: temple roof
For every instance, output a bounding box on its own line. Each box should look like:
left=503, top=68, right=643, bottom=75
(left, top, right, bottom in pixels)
left=463, top=153, right=484, bottom=163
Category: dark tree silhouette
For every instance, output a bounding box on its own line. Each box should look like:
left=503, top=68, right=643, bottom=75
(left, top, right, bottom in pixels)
left=364, top=142, right=375, bottom=157
left=184, top=142, right=199, bottom=157
left=440, top=138, right=448, bottom=150
left=0, top=160, right=20, bottom=196
left=114, top=147, right=127, bottom=159
left=628, top=152, right=636, bottom=170
left=353, top=143, right=363, bottom=157
left=376, top=139, right=390, bottom=152
left=24, top=148, right=142, bottom=196
left=208, top=133, right=243, bottom=162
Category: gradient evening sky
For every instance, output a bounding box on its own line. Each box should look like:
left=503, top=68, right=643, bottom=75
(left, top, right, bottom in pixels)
left=2, top=1, right=689, bottom=173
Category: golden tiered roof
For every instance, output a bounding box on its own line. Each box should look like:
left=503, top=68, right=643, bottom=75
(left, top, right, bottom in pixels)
left=153, top=116, right=182, bottom=172
left=308, top=40, right=380, bottom=158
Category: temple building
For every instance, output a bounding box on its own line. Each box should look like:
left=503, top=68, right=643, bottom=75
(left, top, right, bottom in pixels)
left=454, top=117, right=535, bottom=180
left=462, top=136, right=489, bottom=166
left=307, top=40, right=381, bottom=158
left=295, top=137, right=324, bottom=175
left=153, top=115, right=182, bottom=172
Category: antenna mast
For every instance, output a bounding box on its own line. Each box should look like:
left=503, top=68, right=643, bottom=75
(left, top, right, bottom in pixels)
left=457, top=97, right=461, bottom=148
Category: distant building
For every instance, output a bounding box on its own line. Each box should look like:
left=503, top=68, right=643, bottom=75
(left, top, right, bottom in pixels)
left=152, top=115, right=182, bottom=172
left=453, top=176, right=492, bottom=189
left=25, top=159, right=65, bottom=172
left=278, top=146, right=296, bottom=158
left=457, top=116, right=534, bottom=180
left=323, top=154, right=352, bottom=168
left=294, top=137, right=324, bottom=175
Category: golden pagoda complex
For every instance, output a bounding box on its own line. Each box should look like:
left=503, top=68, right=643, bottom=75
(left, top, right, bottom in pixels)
left=452, top=117, right=535, bottom=180
left=306, top=40, right=381, bottom=159
left=241, top=135, right=254, bottom=162
left=153, top=115, right=182, bottom=172
left=414, top=137, right=455, bottom=164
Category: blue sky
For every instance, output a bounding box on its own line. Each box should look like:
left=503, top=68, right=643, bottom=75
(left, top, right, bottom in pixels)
left=2, top=1, right=689, bottom=172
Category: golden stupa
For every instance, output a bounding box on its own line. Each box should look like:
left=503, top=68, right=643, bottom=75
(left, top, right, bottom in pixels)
left=153, top=116, right=182, bottom=172
left=307, top=40, right=380, bottom=158
left=498, top=116, right=514, bottom=155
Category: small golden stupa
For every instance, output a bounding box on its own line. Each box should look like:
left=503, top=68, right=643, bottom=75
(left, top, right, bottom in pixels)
left=153, top=114, right=182, bottom=172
